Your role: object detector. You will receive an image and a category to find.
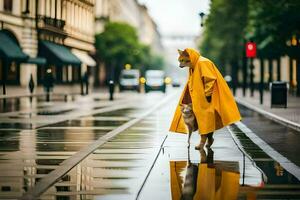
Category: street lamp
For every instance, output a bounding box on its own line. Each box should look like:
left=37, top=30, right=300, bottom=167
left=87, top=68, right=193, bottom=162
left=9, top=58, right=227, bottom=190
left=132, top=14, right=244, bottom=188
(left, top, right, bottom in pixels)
left=199, top=12, right=205, bottom=27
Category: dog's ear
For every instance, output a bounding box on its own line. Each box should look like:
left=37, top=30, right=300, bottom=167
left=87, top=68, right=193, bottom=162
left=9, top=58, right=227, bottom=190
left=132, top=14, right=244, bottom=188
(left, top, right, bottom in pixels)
left=177, top=49, right=183, bottom=55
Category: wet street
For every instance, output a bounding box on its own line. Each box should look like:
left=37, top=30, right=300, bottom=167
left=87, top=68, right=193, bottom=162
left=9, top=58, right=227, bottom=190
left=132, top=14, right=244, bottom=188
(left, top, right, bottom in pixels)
left=0, top=89, right=299, bottom=200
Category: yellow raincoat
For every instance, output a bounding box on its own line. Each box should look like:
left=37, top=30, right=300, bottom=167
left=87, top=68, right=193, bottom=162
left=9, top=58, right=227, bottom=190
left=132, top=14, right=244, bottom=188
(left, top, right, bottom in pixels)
left=169, top=48, right=241, bottom=135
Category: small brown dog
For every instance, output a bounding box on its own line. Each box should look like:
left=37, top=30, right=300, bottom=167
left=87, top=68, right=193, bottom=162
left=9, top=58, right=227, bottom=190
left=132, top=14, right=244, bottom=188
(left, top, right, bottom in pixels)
left=180, top=103, right=198, bottom=148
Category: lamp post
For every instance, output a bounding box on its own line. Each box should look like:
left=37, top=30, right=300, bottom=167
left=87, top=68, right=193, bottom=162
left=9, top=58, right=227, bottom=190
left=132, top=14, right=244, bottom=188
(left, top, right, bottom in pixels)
left=199, top=12, right=205, bottom=27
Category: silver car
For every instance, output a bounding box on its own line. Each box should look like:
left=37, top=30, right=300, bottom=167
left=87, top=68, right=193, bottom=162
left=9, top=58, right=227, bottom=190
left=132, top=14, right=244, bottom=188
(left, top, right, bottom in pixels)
left=119, top=69, right=140, bottom=92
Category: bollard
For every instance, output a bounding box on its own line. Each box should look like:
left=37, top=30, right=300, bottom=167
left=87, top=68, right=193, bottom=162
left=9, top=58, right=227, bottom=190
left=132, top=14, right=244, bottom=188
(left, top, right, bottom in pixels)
left=28, top=74, right=35, bottom=103
left=29, top=74, right=35, bottom=94
left=64, top=94, right=68, bottom=102
left=109, top=80, right=114, bottom=101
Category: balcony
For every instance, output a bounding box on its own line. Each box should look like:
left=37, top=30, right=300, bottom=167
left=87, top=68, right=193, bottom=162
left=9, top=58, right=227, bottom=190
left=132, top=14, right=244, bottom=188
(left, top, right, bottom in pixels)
left=37, top=15, right=67, bottom=37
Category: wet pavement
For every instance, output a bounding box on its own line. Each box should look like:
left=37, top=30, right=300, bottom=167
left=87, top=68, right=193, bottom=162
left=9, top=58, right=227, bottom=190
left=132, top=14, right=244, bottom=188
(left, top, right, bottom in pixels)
left=0, top=89, right=299, bottom=199
left=238, top=104, right=300, bottom=167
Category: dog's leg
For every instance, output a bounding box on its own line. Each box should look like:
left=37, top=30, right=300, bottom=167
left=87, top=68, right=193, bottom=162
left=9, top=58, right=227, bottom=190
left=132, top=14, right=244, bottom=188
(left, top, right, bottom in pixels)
left=187, top=128, right=192, bottom=148
left=206, top=132, right=214, bottom=148
left=195, top=135, right=207, bottom=150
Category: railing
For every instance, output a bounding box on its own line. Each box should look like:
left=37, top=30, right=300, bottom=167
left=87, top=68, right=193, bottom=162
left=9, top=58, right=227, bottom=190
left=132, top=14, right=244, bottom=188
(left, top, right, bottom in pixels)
left=37, top=15, right=67, bottom=35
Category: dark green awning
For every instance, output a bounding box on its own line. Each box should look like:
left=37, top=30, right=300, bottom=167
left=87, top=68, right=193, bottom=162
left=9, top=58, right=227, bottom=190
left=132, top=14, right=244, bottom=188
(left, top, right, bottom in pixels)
left=26, top=57, right=47, bottom=65
left=39, top=40, right=81, bottom=66
left=0, top=31, right=28, bottom=61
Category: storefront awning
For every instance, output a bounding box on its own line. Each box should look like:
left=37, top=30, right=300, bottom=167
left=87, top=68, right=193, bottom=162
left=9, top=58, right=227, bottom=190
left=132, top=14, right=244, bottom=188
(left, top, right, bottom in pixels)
left=39, top=40, right=81, bottom=66
left=0, top=31, right=28, bottom=61
left=26, top=57, right=47, bottom=65
left=71, top=49, right=96, bottom=67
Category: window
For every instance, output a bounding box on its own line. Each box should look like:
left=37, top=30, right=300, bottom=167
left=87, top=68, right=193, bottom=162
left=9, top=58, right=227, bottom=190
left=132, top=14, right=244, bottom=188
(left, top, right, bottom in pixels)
left=4, top=0, right=13, bottom=12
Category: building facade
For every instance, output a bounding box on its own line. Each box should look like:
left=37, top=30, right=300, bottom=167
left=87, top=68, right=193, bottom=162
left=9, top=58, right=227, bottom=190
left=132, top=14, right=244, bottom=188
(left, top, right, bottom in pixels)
left=94, top=0, right=163, bottom=85
left=0, top=0, right=96, bottom=89
left=138, top=4, right=163, bottom=54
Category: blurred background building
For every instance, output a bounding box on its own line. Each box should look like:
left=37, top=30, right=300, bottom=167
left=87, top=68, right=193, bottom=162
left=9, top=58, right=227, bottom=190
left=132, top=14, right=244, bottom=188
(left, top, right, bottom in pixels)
left=94, top=0, right=163, bottom=86
left=0, top=0, right=96, bottom=88
left=0, top=0, right=162, bottom=89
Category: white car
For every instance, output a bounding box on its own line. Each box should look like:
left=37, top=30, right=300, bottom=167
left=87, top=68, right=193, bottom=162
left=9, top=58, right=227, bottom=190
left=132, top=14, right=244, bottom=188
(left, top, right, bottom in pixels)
left=119, top=69, right=140, bottom=92
left=145, top=70, right=166, bottom=93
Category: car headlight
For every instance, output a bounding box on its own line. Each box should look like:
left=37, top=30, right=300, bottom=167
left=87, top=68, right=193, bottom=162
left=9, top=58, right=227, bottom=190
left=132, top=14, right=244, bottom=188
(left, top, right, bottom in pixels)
left=164, top=77, right=172, bottom=84
left=140, top=77, right=146, bottom=84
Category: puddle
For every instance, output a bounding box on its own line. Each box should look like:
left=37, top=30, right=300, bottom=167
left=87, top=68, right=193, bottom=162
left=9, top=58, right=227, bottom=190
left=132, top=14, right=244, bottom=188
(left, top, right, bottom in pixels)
left=37, top=147, right=158, bottom=199
left=0, top=122, right=34, bottom=129
left=37, top=108, right=73, bottom=115
left=0, top=130, right=20, bottom=138
left=169, top=152, right=240, bottom=200
left=51, top=119, right=128, bottom=127
left=93, top=108, right=141, bottom=117
left=9, top=112, right=36, bottom=119
left=93, top=106, right=105, bottom=109
left=0, top=127, right=114, bottom=199
left=36, top=130, right=109, bottom=142
left=0, top=140, right=19, bottom=151
left=18, top=113, right=166, bottom=199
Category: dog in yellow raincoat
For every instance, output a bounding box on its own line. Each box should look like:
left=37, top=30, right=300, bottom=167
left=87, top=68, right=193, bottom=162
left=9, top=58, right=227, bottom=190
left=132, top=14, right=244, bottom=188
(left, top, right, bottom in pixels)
left=169, top=48, right=241, bottom=149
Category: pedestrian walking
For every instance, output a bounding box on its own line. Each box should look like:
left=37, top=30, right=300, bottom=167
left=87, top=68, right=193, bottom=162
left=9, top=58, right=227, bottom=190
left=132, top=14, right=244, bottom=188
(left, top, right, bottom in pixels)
left=83, top=71, right=89, bottom=95
left=169, top=48, right=241, bottom=150
left=44, top=68, right=54, bottom=102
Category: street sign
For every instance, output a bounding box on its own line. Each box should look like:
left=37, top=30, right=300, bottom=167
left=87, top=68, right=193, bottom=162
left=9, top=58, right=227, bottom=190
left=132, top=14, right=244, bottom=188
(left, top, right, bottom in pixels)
left=246, top=42, right=257, bottom=58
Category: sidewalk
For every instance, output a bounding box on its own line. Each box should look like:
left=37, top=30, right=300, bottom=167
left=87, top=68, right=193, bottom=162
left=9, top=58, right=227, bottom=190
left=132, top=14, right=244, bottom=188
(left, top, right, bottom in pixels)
left=235, top=88, right=300, bottom=131
left=0, top=85, right=107, bottom=99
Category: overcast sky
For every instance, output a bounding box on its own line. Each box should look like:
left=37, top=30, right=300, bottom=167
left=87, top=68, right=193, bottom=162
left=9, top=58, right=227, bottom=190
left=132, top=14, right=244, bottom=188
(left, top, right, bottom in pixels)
left=138, top=0, right=210, bottom=36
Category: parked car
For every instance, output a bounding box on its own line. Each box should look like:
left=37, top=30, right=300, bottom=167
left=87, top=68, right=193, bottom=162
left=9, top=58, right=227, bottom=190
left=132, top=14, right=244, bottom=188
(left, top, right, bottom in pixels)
left=119, top=69, right=140, bottom=92
left=171, top=78, right=181, bottom=87
left=144, top=70, right=166, bottom=93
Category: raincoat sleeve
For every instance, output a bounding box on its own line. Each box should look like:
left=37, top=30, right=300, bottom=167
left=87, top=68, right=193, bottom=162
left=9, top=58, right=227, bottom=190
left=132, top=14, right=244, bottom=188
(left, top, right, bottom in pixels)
left=201, top=62, right=217, bottom=97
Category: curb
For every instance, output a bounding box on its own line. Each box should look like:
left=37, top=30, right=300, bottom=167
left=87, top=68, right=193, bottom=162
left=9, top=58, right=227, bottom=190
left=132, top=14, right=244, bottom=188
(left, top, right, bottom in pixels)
left=236, top=97, right=300, bottom=132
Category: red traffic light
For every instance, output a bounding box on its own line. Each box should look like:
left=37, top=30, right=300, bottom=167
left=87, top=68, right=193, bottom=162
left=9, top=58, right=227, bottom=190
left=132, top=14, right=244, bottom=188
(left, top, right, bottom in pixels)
left=246, top=42, right=257, bottom=58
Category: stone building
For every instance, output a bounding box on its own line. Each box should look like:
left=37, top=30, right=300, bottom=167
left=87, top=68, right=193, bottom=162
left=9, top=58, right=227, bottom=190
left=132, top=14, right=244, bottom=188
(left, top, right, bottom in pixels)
left=138, top=4, right=163, bottom=54
left=94, top=0, right=163, bottom=85
left=0, top=0, right=96, bottom=91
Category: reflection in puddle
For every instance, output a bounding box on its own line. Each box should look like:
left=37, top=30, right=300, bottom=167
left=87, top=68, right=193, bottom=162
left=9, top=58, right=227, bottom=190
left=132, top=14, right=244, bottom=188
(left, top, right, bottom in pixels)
left=170, top=148, right=240, bottom=200
left=256, top=161, right=300, bottom=185
left=37, top=108, right=73, bottom=115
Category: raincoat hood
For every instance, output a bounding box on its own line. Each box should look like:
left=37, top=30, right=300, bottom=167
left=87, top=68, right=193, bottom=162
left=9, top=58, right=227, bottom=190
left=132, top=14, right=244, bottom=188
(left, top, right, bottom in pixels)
left=184, top=48, right=200, bottom=68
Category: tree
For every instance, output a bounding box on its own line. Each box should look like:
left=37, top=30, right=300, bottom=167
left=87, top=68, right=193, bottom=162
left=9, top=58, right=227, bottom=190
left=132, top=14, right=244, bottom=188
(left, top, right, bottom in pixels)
left=95, top=22, right=165, bottom=83
left=95, top=22, right=143, bottom=83
left=199, top=0, right=248, bottom=76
